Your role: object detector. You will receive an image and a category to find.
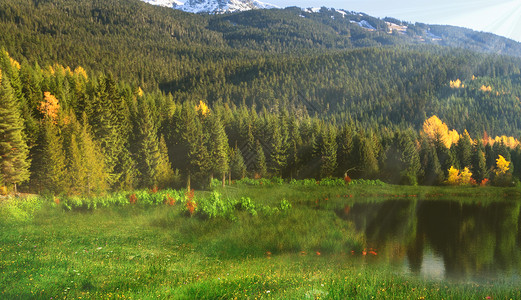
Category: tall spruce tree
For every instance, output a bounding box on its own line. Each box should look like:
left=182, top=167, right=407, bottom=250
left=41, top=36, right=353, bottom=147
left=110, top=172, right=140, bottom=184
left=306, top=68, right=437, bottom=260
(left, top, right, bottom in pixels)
left=472, top=140, right=487, bottom=183
left=78, top=113, right=108, bottom=194
left=358, top=134, right=379, bottom=178
left=269, top=121, right=286, bottom=176
left=420, top=139, right=444, bottom=185
left=187, top=116, right=210, bottom=188
left=336, top=122, right=354, bottom=177
left=397, top=130, right=420, bottom=185
left=208, top=112, right=229, bottom=186
left=456, top=131, right=473, bottom=168
left=88, top=74, right=135, bottom=189
left=230, top=145, right=247, bottom=180
left=254, top=139, right=268, bottom=178
left=0, top=69, right=31, bottom=192
left=286, top=117, right=301, bottom=178
left=32, top=118, right=67, bottom=194
left=66, top=119, right=86, bottom=194
left=320, top=125, right=337, bottom=178
left=135, top=98, right=161, bottom=188
left=156, top=135, right=176, bottom=189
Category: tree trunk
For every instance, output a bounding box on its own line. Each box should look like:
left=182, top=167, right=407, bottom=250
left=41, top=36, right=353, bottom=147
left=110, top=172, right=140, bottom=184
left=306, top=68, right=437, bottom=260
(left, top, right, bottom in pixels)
left=228, top=170, right=231, bottom=186
left=222, top=171, right=226, bottom=187
left=187, top=173, right=191, bottom=191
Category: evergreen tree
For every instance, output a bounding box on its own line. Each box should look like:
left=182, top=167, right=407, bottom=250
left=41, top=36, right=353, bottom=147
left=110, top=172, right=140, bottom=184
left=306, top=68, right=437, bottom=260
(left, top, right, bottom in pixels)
left=456, top=131, right=473, bottom=168
left=254, top=139, right=267, bottom=178
left=0, top=69, right=31, bottom=192
left=420, top=139, right=444, bottom=185
left=208, top=112, right=229, bottom=186
left=187, top=117, right=210, bottom=187
left=320, top=125, right=337, bottom=178
left=230, top=145, right=247, bottom=180
left=78, top=113, right=108, bottom=194
left=135, top=98, right=161, bottom=188
left=67, top=124, right=86, bottom=194
left=397, top=130, right=420, bottom=185
left=336, top=122, right=354, bottom=177
left=88, top=74, right=134, bottom=189
left=358, top=134, right=379, bottom=178
left=472, top=140, right=487, bottom=183
left=32, top=118, right=67, bottom=194
left=269, top=121, right=286, bottom=176
left=156, top=135, right=176, bottom=189
left=285, top=116, right=301, bottom=178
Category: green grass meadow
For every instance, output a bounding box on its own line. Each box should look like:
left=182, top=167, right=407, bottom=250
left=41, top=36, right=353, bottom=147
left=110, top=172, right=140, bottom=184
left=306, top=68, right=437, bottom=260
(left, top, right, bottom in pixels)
left=2, top=182, right=521, bottom=299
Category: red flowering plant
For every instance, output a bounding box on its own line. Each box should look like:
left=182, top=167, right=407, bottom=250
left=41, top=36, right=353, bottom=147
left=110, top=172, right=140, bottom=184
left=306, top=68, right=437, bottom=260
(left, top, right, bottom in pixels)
left=185, top=189, right=196, bottom=216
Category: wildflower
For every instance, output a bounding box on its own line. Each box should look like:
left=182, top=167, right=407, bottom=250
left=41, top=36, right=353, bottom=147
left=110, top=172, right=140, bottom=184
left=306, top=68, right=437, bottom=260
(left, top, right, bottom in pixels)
left=129, top=194, right=137, bottom=204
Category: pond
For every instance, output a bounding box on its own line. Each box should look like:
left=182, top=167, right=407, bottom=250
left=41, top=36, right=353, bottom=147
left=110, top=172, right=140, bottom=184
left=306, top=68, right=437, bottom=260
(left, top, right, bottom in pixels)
left=337, top=199, right=521, bottom=281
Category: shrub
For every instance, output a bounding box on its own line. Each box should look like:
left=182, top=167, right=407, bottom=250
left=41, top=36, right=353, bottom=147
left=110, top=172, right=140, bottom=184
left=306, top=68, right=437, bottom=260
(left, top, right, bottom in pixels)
left=0, top=196, right=42, bottom=224
left=319, top=178, right=345, bottom=186
left=349, top=179, right=386, bottom=186
left=238, top=197, right=257, bottom=216
left=271, top=177, right=284, bottom=185
left=279, top=199, right=292, bottom=212
left=184, top=189, right=197, bottom=216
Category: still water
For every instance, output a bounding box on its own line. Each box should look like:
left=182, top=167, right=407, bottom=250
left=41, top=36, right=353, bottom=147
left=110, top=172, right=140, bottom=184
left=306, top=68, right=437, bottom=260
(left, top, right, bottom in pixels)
left=337, top=200, right=521, bottom=281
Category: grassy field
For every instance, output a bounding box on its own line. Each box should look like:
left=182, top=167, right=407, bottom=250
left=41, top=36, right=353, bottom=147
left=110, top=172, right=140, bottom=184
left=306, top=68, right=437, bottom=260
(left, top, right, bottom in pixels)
left=1, top=182, right=521, bottom=299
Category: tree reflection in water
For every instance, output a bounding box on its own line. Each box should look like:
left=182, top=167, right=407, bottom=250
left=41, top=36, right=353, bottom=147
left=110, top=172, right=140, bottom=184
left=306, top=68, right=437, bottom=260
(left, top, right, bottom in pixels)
left=337, top=199, right=521, bottom=280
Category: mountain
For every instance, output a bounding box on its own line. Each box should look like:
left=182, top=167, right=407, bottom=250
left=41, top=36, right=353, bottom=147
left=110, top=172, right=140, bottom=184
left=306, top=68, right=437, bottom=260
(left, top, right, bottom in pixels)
left=141, top=0, right=183, bottom=8
left=142, top=0, right=277, bottom=13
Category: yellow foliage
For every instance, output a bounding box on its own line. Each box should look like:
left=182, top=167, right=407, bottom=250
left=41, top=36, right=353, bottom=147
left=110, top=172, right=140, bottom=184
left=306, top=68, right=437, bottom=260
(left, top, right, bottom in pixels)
left=450, top=79, right=463, bottom=89
left=480, top=85, right=492, bottom=92
left=422, top=115, right=458, bottom=148
left=74, top=66, right=88, bottom=79
left=39, top=92, right=60, bottom=123
left=53, top=64, right=67, bottom=77
left=446, top=166, right=473, bottom=185
left=498, top=136, right=518, bottom=148
left=10, top=57, right=21, bottom=70
left=460, top=167, right=473, bottom=185
left=472, top=75, right=476, bottom=80
left=448, top=129, right=460, bottom=146
left=196, top=100, right=210, bottom=116
left=495, top=155, right=510, bottom=175
left=0, top=69, right=2, bottom=82
left=447, top=166, right=461, bottom=185
left=137, top=87, right=144, bottom=97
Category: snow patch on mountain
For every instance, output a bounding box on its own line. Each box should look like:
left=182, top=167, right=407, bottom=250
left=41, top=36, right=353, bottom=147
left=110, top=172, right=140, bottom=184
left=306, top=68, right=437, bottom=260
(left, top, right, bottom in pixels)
left=143, top=0, right=277, bottom=13
left=350, top=20, right=376, bottom=31
left=182, top=0, right=277, bottom=13
left=142, top=0, right=182, bottom=8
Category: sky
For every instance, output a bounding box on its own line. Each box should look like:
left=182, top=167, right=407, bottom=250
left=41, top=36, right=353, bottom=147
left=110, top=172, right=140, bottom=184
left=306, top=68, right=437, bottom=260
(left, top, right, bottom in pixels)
left=266, top=0, right=521, bottom=42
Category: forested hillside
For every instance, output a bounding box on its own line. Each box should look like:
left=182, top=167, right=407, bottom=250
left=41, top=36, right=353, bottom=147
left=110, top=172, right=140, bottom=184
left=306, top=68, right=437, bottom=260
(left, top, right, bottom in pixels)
left=2, top=0, right=521, bottom=193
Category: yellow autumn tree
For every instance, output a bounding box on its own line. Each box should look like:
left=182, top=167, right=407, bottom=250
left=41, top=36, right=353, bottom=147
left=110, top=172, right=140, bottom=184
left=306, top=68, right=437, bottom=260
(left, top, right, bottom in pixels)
left=495, top=155, right=510, bottom=175
left=493, top=155, right=512, bottom=186
left=422, top=115, right=458, bottom=148
left=10, top=57, right=20, bottom=70
left=460, top=167, right=473, bottom=185
left=450, top=79, right=463, bottom=89
left=39, top=92, right=60, bottom=123
left=493, top=136, right=520, bottom=149
left=480, top=85, right=492, bottom=92
left=195, top=100, right=209, bottom=116
left=74, top=66, right=88, bottom=79
left=446, top=166, right=461, bottom=185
